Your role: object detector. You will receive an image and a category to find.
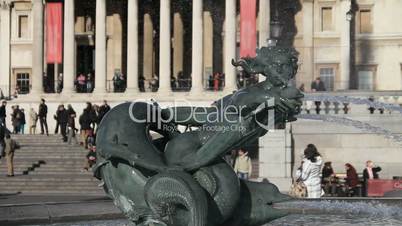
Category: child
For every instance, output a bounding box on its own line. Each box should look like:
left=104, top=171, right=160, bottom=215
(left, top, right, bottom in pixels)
left=234, top=149, right=252, bottom=180
left=83, top=144, right=96, bottom=171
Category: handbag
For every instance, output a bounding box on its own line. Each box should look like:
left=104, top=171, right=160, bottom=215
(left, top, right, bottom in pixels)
left=289, top=179, right=307, bottom=198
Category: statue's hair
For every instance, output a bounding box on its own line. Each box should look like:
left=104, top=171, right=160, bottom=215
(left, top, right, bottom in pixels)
left=257, top=46, right=299, bottom=63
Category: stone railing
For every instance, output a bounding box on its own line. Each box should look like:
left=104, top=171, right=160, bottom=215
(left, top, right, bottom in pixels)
left=302, top=91, right=402, bottom=115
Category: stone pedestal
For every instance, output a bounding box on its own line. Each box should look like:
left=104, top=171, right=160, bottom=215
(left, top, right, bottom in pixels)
left=259, top=127, right=293, bottom=191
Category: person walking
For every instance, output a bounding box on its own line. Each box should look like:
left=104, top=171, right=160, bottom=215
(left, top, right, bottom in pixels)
left=56, top=105, right=69, bottom=142
left=29, top=108, right=38, bottom=134
left=11, top=105, right=22, bottom=134
left=38, top=99, right=49, bottom=135
left=296, top=144, right=323, bottom=198
left=67, top=104, right=79, bottom=145
left=98, top=100, right=111, bottom=123
left=0, top=124, right=5, bottom=158
left=79, top=103, right=94, bottom=148
left=234, top=149, right=252, bottom=180
left=0, top=101, right=6, bottom=127
left=19, top=109, right=26, bottom=134
left=362, top=160, right=382, bottom=197
left=311, top=77, right=326, bottom=114
left=345, top=163, right=359, bottom=197
left=54, top=105, right=62, bottom=134
left=4, top=134, right=19, bottom=177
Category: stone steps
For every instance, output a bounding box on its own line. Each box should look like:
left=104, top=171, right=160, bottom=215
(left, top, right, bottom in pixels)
left=0, top=135, right=102, bottom=195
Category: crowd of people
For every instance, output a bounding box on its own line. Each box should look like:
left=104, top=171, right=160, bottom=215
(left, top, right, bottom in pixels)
left=295, top=144, right=382, bottom=198
left=0, top=99, right=112, bottom=175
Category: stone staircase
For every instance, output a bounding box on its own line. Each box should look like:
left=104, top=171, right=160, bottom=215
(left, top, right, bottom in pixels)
left=0, top=135, right=104, bottom=195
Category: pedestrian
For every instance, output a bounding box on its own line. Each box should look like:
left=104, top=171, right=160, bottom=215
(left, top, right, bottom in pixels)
left=321, top=161, right=337, bottom=196
left=4, top=134, right=19, bottom=177
left=56, top=105, right=69, bottom=142
left=79, top=102, right=94, bottom=148
left=213, top=73, right=220, bottom=91
left=296, top=144, right=323, bottom=198
left=67, top=104, right=78, bottom=145
left=38, top=99, right=49, bottom=135
left=362, top=160, right=382, bottom=197
left=234, top=149, right=252, bottom=180
left=345, top=163, right=359, bottom=196
left=11, top=105, right=22, bottom=134
left=98, top=100, right=111, bottom=123
left=87, top=73, right=93, bottom=93
left=29, top=108, right=38, bottom=134
left=83, top=144, right=96, bottom=171
left=0, top=101, right=6, bottom=127
left=311, top=77, right=326, bottom=114
left=54, top=105, right=61, bottom=134
left=19, top=109, right=26, bottom=134
left=0, top=124, right=5, bottom=158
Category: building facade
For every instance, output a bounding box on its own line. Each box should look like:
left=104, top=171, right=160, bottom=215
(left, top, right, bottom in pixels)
left=1, top=0, right=401, bottom=97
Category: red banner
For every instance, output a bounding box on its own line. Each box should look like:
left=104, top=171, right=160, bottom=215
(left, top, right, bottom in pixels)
left=46, top=3, right=63, bottom=64
left=240, top=0, right=257, bottom=58
left=367, top=179, right=402, bottom=197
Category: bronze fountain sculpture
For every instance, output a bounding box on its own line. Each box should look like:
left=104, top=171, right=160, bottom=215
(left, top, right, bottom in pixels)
left=94, top=45, right=303, bottom=226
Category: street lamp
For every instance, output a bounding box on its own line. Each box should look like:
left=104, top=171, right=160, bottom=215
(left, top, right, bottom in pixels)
left=346, top=10, right=353, bottom=21
left=268, top=0, right=283, bottom=46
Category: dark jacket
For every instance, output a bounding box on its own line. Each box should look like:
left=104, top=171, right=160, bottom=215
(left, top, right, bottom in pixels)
left=346, top=168, right=359, bottom=188
left=20, top=111, right=26, bottom=125
left=67, top=109, right=76, bottom=129
left=0, top=106, right=5, bottom=118
left=98, top=104, right=111, bottom=122
left=321, top=166, right=334, bottom=183
left=311, top=80, right=326, bottom=92
left=79, top=110, right=93, bottom=130
left=57, top=109, right=69, bottom=124
left=39, top=104, right=48, bottom=118
left=363, top=167, right=382, bottom=182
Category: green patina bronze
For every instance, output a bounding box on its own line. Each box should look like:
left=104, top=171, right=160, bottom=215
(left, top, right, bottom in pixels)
left=94, top=46, right=303, bottom=226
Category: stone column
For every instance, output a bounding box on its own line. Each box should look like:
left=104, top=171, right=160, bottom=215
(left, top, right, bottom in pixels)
left=94, top=0, right=107, bottom=93
left=339, top=0, right=351, bottom=90
left=303, top=0, right=314, bottom=91
left=0, top=3, right=11, bottom=96
left=126, top=0, right=139, bottom=93
left=158, top=0, right=171, bottom=93
left=258, top=0, right=270, bottom=48
left=173, top=13, right=183, bottom=80
left=258, top=0, right=270, bottom=82
left=143, top=14, right=154, bottom=81
left=191, top=0, right=204, bottom=93
left=63, top=0, right=75, bottom=94
left=31, top=0, right=44, bottom=94
left=224, top=0, right=237, bottom=93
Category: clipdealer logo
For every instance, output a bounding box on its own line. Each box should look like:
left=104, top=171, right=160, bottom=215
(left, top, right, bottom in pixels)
left=128, top=98, right=276, bottom=132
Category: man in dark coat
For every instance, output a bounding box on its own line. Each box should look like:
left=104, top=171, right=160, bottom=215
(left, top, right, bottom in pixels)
left=311, top=77, right=326, bottom=114
left=362, top=160, right=382, bottom=197
left=56, top=105, right=69, bottom=142
left=0, top=101, right=6, bottom=127
left=38, top=99, right=49, bottom=135
left=98, top=100, right=111, bottom=123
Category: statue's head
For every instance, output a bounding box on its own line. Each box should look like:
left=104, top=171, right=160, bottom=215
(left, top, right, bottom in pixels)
left=257, top=46, right=299, bottom=80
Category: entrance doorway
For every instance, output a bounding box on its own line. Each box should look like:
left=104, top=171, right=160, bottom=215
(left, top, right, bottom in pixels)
left=77, top=45, right=95, bottom=76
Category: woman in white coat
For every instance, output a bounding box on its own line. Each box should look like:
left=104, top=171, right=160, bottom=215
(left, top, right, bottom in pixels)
left=296, top=144, right=323, bottom=198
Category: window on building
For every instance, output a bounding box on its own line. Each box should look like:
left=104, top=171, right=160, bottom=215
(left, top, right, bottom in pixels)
left=16, top=73, right=30, bottom=94
left=319, top=68, right=335, bottom=91
left=321, top=7, right=333, bottom=31
left=358, top=70, right=374, bottom=90
left=359, top=9, right=373, bottom=33
left=18, top=15, right=29, bottom=38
